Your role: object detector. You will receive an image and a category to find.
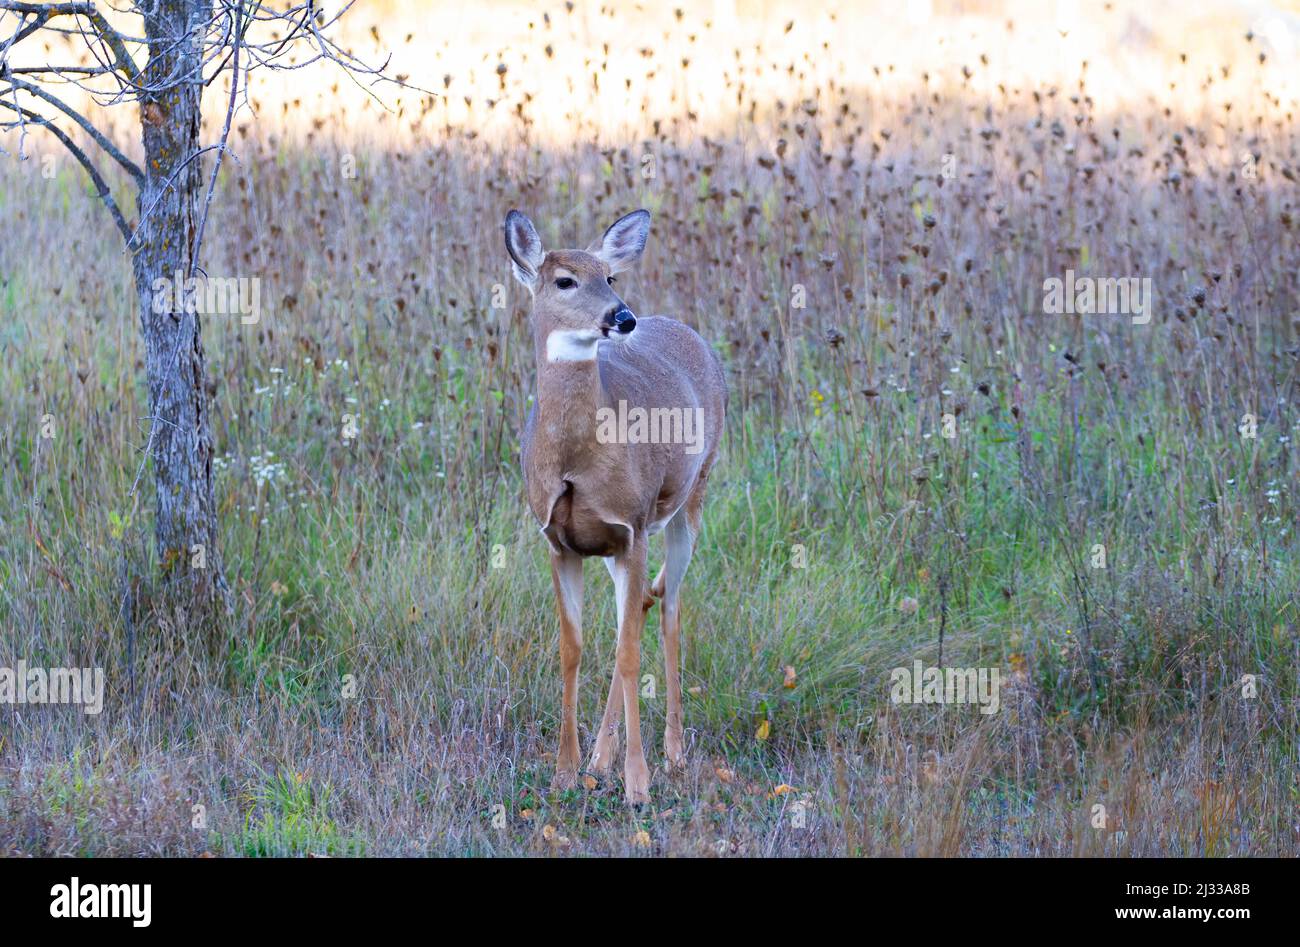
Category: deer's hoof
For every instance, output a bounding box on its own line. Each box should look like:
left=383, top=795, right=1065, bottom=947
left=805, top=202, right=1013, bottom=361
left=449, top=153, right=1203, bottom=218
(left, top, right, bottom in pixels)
left=624, top=763, right=650, bottom=807
left=589, top=731, right=620, bottom=775
left=665, top=738, right=686, bottom=772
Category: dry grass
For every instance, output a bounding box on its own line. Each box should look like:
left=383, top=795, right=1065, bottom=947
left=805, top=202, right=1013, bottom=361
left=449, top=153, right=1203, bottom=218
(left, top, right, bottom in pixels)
left=0, top=0, right=1297, bottom=856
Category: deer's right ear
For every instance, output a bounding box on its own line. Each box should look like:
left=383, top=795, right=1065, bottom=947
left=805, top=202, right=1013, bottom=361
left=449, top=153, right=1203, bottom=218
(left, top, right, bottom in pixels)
left=504, top=210, right=545, bottom=290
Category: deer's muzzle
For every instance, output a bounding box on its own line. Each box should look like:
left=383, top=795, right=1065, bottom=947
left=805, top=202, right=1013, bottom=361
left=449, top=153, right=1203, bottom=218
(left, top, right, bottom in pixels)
left=603, top=305, right=636, bottom=336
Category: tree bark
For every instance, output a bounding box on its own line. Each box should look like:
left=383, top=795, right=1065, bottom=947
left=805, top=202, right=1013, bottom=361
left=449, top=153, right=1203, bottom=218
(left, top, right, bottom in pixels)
left=131, top=0, right=226, bottom=604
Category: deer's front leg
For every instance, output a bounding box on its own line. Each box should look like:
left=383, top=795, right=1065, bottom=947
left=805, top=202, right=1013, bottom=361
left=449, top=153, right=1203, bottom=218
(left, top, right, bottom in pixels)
left=611, top=535, right=650, bottom=806
left=549, top=547, right=584, bottom=791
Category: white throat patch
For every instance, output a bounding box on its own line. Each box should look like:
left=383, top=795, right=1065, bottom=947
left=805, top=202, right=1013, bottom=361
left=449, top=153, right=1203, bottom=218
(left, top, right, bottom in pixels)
left=546, top=329, right=602, bottom=362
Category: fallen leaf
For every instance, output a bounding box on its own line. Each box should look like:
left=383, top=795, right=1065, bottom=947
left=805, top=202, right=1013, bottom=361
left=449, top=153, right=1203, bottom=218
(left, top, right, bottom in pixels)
left=632, top=830, right=652, bottom=847
left=783, top=665, right=797, bottom=689
left=755, top=719, right=771, bottom=741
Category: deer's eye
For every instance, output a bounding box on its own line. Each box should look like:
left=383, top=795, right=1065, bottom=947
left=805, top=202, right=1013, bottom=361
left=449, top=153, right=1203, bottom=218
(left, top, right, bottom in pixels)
left=555, top=277, right=577, bottom=290
left=607, top=276, right=616, bottom=285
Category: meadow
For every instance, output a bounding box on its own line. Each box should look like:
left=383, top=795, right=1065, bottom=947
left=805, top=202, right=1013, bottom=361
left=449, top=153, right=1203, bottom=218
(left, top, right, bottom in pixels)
left=0, top=0, right=1297, bottom=856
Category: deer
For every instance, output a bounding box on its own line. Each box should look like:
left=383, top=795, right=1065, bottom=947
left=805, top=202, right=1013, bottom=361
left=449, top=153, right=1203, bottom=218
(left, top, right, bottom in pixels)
left=504, top=208, right=726, bottom=806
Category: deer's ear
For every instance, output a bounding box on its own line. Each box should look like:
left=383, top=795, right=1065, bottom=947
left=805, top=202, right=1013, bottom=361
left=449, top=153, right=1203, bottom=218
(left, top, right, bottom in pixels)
left=591, top=209, right=650, bottom=274
left=504, top=210, right=545, bottom=289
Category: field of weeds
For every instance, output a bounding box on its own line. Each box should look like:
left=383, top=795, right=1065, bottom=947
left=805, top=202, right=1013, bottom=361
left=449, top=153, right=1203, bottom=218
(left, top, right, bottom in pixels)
left=0, top=0, right=1297, bottom=856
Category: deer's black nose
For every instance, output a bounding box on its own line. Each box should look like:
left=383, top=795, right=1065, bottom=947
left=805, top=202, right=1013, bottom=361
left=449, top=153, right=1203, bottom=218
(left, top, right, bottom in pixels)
left=608, top=305, right=636, bottom=334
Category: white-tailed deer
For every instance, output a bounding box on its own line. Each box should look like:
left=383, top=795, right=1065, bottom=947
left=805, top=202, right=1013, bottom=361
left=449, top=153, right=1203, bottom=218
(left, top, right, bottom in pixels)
left=504, top=208, right=726, bottom=805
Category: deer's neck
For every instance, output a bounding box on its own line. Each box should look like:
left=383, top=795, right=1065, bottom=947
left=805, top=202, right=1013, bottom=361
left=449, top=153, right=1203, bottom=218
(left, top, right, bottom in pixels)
left=533, top=348, right=607, bottom=469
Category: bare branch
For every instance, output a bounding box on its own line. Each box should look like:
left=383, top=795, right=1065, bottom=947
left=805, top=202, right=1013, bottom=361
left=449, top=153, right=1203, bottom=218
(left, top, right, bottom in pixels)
left=1, top=70, right=142, bottom=180
left=1, top=10, right=43, bottom=49
left=0, top=1, right=141, bottom=82
left=190, top=0, right=241, bottom=275
left=3, top=64, right=114, bottom=75
left=0, top=95, right=131, bottom=241
left=0, top=1, right=91, bottom=11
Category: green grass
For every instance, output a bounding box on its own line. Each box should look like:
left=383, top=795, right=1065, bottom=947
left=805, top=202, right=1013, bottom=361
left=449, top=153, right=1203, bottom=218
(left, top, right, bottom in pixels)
left=227, top=771, right=364, bottom=857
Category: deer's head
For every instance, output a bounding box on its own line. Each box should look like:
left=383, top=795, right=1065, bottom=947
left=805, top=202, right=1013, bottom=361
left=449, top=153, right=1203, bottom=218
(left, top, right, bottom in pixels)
left=504, top=209, right=650, bottom=362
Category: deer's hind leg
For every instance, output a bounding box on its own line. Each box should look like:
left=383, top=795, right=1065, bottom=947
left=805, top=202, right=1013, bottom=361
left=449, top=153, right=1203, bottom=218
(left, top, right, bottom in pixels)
left=660, top=508, right=697, bottom=769
left=589, top=556, right=626, bottom=776
left=661, top=461, right=713, bottom=769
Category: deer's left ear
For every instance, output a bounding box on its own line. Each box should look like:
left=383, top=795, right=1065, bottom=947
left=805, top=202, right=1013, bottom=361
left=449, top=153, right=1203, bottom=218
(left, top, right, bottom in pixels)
left=590, top=209, right=650, bottom=274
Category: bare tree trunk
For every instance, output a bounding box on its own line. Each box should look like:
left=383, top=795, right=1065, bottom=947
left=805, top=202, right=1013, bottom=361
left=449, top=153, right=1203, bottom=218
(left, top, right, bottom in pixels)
left=131, top=0, right=226, bottom=604
left=7, top=0, right=399, bottom=607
